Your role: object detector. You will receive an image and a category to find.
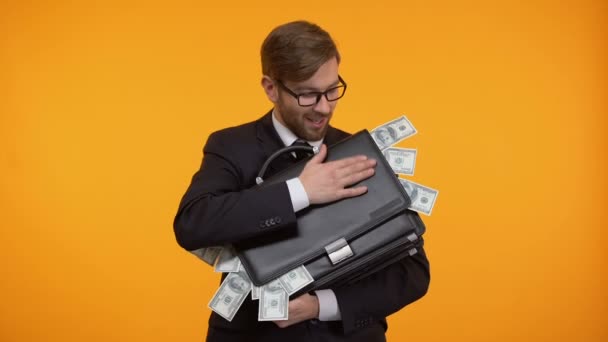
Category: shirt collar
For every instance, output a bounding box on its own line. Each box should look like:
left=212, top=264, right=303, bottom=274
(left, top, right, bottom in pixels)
left=271, top=110, right=324, bottom=148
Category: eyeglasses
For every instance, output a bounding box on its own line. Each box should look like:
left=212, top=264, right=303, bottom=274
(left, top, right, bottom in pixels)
left=276, top=75, right=347, bottom=107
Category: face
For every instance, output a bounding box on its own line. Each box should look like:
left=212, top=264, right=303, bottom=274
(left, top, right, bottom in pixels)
left=229, top=276, right=248, bottom=293
left=376, top=129, right=392, bottom=145
left=263, top=57, right=341, bottom=141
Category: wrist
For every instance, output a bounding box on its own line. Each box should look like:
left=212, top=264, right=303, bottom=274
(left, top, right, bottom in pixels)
left=309, top=292, right=320, bottom=319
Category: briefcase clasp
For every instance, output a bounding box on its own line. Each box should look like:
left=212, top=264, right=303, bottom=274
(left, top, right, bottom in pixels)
left=325, top=238, right=353, bottom=265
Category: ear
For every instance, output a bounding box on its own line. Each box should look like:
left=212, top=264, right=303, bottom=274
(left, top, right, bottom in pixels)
left=261, top=75, right=278, bottom=103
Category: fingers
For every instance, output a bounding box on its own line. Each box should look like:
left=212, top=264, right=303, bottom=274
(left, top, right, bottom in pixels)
left=335, top=158, right=376, bottom=180
left=329, top=154, right=369, bottom=169
left=309, top=147, right=373, bottom=171
left=274, top=321, right=290, bottom=328
left=336, top=185, right=368, bottom=199
left=272, top=295, right=313, bottom=329
left=302, top=151, right=377, bottom=205
left=341, top=167, right=375, bottom=187
left=333, top=159, right=375, bottom=200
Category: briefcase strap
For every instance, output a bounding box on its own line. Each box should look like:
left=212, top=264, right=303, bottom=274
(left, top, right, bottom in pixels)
left=256, top=145, right=319, bottom=185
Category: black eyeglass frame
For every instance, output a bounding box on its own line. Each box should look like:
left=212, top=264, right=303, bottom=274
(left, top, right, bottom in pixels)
left=276, top=75, right=347, bottom=107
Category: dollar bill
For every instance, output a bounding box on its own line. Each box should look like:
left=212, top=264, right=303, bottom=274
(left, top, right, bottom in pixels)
left=190, top=247, right=223, bottom=267
left=398, top=178, right=439, bottom=216
left=214, top=246, right=241, bottom=273
left=258, top=280, right=289, bottom=321
left=251, top=284, right=261, bottom=300
left=371, top=115, right=417, bottom=150
left=189, top=248, right=207, bottom=262
left=383, top=147, right=417, bottom=175
left=278, top=266, right=314, bottom=296
left=208, top=271, right=252, bottom=322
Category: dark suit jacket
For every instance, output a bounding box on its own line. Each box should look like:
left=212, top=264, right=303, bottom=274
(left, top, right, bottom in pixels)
left=174, top=111, right=430, bottom=342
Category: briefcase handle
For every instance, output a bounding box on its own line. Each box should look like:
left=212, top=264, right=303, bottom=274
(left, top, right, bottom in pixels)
left=255, top=145, right=320, bottom=185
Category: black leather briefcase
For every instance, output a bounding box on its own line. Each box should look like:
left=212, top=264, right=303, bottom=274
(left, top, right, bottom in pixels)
left=234, top=130, right=425, bottom=297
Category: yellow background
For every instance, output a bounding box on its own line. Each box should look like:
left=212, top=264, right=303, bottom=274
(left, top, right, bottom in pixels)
left=1, top=1, right=606, bottom=341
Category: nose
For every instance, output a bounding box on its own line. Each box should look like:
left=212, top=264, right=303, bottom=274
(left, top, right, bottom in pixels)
left=313, top=95, right=331, bottom=114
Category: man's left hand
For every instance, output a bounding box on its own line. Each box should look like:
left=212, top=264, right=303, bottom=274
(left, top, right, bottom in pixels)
left=273, top=293, right=319, bottom=328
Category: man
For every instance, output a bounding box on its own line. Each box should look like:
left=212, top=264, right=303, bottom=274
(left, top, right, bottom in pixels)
left=174, top=20, right=430, bottom=342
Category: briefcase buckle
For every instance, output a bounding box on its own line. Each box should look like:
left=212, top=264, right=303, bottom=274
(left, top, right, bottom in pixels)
left=325, top=238, right=353, bottom=265
left=406, top=233, right=418, bottom=242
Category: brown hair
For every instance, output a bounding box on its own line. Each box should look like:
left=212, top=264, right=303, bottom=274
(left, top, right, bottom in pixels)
left=261, top=21, right=341, bottom=82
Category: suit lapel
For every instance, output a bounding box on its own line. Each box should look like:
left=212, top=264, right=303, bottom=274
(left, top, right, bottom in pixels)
left=255, top=111, right=294, bottom=177
left=256, top=110, right=285, bottom=156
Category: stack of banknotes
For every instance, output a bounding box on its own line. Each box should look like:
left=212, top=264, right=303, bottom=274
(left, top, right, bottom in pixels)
left=370, top=115, right=439, bottom=216
left=194, top=114, right=439, bottom=322
left=192, top=246, right=314, bottom=322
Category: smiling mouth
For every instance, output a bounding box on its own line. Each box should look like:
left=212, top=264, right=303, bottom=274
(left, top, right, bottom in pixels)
left=306, top=116, right=327, bottom=128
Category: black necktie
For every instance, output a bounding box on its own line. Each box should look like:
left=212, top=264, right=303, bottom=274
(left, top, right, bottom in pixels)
left=291, top=140, right=313, bottom=162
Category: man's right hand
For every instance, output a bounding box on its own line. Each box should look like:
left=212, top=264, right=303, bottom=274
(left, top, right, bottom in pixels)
left=299, top=144, right=376, bottom=205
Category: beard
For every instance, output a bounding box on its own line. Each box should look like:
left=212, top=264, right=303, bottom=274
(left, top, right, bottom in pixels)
left=276, top=101, right=331, bottom=141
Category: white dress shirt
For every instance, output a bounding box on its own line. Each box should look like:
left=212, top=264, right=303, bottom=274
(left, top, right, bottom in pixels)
left=271, top=112, right=342, bottom=321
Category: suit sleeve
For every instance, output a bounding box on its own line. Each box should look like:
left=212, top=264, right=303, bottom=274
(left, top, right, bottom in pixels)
left=334, top=240, right=430, bottom=335
left=173, top=132, right=297, bottom=251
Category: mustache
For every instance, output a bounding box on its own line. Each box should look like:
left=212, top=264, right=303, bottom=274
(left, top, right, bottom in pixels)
left=305, top=112, right=331, bottom=119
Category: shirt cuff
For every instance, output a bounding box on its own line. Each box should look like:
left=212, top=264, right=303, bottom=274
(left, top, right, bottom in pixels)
left=314, top=289, right=342, bottom=321
left=286, top=178, right=310, bottom=213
